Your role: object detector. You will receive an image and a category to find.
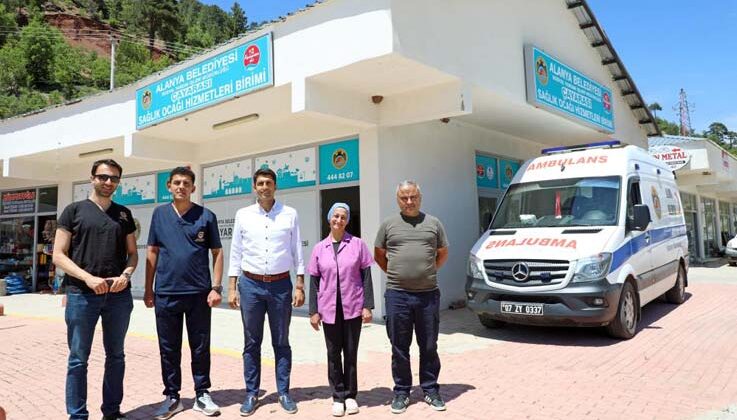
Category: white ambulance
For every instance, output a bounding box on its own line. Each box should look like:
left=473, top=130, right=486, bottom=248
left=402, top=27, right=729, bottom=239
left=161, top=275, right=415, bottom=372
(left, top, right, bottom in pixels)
left=466, top=141, right=689, bottom=339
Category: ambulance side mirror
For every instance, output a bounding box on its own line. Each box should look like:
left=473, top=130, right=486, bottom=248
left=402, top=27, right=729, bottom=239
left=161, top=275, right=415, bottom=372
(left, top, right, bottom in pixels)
left=630, top=204, right=651, bottom=231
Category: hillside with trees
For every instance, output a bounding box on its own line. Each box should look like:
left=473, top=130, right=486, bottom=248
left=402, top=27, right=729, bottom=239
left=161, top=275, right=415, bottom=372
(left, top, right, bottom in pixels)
left=0, top=0, right=255, bottom=119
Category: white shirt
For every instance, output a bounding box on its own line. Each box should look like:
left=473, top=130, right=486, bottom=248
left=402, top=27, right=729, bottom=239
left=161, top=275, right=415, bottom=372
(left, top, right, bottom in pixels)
left=228, top=201, right=305, bottom=277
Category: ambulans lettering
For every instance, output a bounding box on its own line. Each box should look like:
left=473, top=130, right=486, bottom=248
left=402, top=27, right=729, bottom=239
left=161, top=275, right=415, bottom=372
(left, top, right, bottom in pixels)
left=484, top=237, right=577, bottom=249
left=527, top=155, right=608, bottom=171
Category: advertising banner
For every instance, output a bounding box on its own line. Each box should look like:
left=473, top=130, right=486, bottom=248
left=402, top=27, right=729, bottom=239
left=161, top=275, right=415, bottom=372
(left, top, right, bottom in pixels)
left=319, top=138, right=359, bottom=185
left=525, top=45, right=615, bottom=133
left=136, top=33, right=273, bottom=129
left=113, top=174, right=156, bottom=206
left=648, top=145, right=691, bottom=170
left=1, top=189, right=36, bottom=215
left=255, top=148, right=316, bottom=190
left=203, top=159, right=252, bottom=199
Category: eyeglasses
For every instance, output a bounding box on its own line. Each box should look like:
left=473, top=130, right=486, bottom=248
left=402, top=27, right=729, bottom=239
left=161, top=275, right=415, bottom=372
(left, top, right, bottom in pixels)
left=398, top=195, right=420, bottom=202
left=94, top=174, right=121, bottom=183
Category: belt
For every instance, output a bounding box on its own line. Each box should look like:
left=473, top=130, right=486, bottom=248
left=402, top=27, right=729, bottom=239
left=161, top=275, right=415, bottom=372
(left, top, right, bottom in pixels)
left=244, top=271, right=290, bottom=282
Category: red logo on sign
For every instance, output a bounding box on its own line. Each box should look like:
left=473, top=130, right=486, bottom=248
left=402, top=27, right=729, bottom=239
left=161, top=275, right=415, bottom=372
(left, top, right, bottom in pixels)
left=244, top=45, right=261, bottom=68
left=602, top=92, right=611, bottom=112
left=476, top=164, right=485, bottom=177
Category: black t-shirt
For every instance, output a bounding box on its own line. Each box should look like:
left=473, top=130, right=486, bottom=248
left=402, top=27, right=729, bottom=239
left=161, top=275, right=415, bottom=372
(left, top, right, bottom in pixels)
left=57, top=199, right=136, bottom=294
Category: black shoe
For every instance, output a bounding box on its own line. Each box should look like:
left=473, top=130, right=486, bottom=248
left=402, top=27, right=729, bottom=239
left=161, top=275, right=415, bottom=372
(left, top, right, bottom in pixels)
left=101, top=412, right=128, bottom=420
left=390, top=395, right=410, bottom=414
left=423, top=393, right=446, bottom=411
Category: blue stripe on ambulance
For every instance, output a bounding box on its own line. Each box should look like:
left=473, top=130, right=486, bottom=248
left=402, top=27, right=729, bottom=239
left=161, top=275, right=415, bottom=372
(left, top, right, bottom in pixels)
left=609, top=224, right=687, bottom=274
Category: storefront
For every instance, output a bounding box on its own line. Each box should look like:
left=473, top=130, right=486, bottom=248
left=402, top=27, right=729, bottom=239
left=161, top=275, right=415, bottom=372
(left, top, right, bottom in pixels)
left=649, top=135, right=737, bottom=262
left=0, top=186, right=58, bottom=292
left=1, top=0, right=663, bottom=314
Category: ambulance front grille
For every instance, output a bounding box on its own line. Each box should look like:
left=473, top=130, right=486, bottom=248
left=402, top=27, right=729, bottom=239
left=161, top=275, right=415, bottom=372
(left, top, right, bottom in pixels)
left=483, top=259, right=570, bottom=287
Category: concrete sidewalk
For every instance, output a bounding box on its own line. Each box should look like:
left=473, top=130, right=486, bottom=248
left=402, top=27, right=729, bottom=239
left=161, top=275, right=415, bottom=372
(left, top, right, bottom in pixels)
left=1, top=263, right=737, bottom=419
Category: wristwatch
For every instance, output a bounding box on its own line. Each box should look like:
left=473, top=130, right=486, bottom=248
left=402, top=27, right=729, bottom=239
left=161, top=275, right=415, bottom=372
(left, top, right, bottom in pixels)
left=211, top=285, right=223, bottom=293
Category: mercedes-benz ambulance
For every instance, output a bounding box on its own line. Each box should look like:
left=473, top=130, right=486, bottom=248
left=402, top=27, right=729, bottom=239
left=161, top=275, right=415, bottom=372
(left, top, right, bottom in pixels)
left=466, top=141, right=689, bottom=339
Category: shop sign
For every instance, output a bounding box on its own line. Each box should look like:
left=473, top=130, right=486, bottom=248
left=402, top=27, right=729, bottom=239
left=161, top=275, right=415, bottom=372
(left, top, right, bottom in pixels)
left=136, top=33, right=273, bottom=129
left=525, top=45, right=615, bottom=133
left=113, top=174, right=156, bottom=206
left=499, top=159, right=521, bottom=189
left=203, top=159, right=252, bottom=199
left=475, top=154, right=498, bottom=189
left=648, top=145, right=691, bottom=170
left=320, top=138, right=359, bottom=185
left=255, top=148, right=316, bottom=190
left=1, top=189, right=36, bottom=215
left=157, top=171, right=173, bottom=202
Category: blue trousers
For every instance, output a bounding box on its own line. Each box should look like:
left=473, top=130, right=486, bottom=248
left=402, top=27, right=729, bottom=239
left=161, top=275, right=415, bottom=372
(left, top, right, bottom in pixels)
left=385, top=288, right=441, bottom=396
left=65, top=290, right=133, bottom=419
left=238, top=274, right=293, bottom=396
left=154, top=292, right=212, bottom=399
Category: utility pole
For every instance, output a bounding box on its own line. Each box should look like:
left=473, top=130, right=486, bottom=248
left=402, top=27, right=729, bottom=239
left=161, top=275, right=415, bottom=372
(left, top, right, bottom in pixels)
left=678, top=88, right=692, bottom=136
left=109, top=32, right=117, bottom=91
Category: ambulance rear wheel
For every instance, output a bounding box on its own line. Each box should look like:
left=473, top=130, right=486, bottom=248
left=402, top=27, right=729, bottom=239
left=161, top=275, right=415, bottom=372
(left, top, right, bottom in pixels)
left=478, top=313, right=505, bottom=329
left=665, top=264, right=686, bottom=304
left=605, top=281, right=637, bottom=340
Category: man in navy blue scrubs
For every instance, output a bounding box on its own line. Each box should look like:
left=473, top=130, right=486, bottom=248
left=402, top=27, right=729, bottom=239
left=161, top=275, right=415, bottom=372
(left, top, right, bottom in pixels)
left=144, top=167, right=224, bottom=419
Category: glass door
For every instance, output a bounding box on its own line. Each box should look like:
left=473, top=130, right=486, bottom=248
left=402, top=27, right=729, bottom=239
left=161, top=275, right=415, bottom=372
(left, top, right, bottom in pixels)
left=0, top=217, right=35, bottom=294
left=703, top=198, right=718, bottom=258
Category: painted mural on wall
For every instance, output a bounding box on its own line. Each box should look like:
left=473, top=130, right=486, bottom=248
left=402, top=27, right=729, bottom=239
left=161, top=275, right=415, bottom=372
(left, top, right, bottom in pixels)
left=203, top=159, right=253, bottom=199
left=112, top=174, right=156, bottom=205
left=319, top=138, right=359, bottom=185
left=255, top=148, right=316, bottom=189
left=73, top=183, right=92, bottom=202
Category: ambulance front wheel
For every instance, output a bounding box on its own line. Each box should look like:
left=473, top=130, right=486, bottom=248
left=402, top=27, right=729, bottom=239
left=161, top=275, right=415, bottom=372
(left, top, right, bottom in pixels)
left=605, top=281, right=637, bottom=340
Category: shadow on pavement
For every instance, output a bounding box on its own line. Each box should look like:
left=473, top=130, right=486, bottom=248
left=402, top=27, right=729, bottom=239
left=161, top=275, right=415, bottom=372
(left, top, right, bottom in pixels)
left=445, top=293, right=692, bottom=347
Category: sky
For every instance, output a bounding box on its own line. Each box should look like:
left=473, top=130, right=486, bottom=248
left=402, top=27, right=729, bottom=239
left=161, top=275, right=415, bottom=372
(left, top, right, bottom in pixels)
left=203, top=0, right=736, bottom=133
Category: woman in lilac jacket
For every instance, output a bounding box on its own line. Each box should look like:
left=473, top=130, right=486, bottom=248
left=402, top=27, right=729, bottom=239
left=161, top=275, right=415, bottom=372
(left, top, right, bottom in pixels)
left=307, top=202, right=374, bottom=417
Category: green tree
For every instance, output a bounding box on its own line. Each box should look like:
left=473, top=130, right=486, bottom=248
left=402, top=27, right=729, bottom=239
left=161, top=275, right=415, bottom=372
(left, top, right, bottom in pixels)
left=648, top=102, right=662, bottom=119
left=52, top=41, right=84, bottom=98
left=0, top=4, right=17, bottom=46
left=19, top=20, right=61, bottom=88
left=129, top=0, right=179, bottom=58
left=705, top=122, right=729, bottom=145
left=230, top=1, right=247, bottom=38
left=656, top=117, right=680, bottom=136
left=0, top=41, right=29, bottom=95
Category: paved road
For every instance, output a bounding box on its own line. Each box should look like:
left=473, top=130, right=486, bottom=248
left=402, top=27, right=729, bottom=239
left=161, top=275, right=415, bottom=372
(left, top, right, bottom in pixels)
left=1, top=264, right=737, bottom=419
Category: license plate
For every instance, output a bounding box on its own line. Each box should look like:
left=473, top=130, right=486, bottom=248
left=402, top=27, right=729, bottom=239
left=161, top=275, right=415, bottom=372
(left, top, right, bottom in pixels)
left=500, top=301, right=544, bottom=316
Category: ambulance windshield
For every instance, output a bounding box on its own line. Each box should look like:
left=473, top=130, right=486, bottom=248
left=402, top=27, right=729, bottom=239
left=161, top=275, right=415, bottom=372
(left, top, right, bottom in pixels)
left=490, top=176, right=621, bottom=229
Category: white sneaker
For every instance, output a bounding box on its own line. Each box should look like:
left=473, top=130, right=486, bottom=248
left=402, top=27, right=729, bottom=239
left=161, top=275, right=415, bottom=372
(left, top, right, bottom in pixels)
left=345, top=398, right=359, bottom=415
left=332, top=402, right=345, bottom=417
left=193, top=392, right=221, bottom=416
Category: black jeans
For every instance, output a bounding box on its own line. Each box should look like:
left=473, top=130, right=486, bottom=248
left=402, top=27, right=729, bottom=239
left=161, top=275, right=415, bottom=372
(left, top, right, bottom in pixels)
left=323, top=308, right=362, bottom=402
left=385, top=289, right=441, bottom=396
left=154, top=292, right=212, bottom=399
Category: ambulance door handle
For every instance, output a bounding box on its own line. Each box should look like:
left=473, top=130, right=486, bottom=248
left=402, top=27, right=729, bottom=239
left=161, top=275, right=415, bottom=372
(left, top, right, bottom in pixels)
left=644, top=232, right=651, bottom=244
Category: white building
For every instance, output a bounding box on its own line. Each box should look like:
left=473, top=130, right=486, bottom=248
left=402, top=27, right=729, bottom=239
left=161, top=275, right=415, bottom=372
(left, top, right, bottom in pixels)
left=649, top=135, right=737, bottom=262
left=0, top=0, right=662, bottom=316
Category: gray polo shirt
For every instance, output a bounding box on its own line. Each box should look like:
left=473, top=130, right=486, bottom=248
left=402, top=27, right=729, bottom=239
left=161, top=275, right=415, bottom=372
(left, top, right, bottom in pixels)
left=374, top=212, right=448, bottom=292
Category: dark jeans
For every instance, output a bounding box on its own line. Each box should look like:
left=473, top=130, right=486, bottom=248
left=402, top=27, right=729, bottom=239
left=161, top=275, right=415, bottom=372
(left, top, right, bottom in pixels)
left=385, top=288, right=441, bottom=397
left=65, top=290, right=134, bottom=419
left=323, top=309, right=362, bottom=402
left=154, top=292, right=212, bottom=399
left=238, top=274, right=293, bottom=396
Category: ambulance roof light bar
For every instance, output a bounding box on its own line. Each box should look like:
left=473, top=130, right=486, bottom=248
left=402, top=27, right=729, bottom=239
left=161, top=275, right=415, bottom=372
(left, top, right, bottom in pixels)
left=541, top=140, right=621, bottom=155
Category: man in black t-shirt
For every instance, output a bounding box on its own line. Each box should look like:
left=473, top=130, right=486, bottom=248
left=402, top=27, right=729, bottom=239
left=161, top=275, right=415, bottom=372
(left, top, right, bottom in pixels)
left=53, top=159, right=138, bottom=420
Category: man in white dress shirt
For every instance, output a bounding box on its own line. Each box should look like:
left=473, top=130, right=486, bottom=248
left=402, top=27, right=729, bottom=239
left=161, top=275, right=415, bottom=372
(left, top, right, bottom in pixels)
left=228, top=167, right=305, bottom=416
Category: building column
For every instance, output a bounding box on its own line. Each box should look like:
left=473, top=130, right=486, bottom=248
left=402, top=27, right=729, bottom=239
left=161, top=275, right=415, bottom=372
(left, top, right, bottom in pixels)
left=358, top=127, right=384, bottom=319
left=696, top=195, right=706, bottom=261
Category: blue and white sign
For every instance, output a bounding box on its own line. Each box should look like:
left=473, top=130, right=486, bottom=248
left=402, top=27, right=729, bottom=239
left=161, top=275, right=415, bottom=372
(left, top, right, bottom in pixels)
left=157, top=171, right=173, bottom=202
left=136, top=33, right=274, bottom=129
left=525, top=45, right=615, bottom=133
left=255, top=148, right=316, bottom=190
left=475, top=154, right=498, bottom=189
left=113, top=174, right=156, bottom=206
left=203, top=159, right=252, bottom=199
left=320, top=138, right=359, bottom=185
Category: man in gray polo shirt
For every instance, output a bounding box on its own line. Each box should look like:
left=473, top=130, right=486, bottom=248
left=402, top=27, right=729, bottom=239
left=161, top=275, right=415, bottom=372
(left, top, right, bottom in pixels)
left=374, top=180, right=449, bottom=414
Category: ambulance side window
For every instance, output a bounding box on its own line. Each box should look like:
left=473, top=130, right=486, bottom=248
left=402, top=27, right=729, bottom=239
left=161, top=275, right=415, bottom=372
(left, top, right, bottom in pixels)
left=626, top=179, right=642, bottom=226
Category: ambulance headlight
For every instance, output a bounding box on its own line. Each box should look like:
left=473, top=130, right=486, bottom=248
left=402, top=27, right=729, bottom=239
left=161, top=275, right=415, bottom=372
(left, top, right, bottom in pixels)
left=572, top=253, right=612, bottom=283
left=467, top=254, right=485, bottom=280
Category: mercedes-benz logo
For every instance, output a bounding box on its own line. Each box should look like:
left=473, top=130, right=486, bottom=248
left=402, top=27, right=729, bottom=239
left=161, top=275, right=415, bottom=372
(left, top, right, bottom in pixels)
left=511, top=262, right=530, bottom=282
